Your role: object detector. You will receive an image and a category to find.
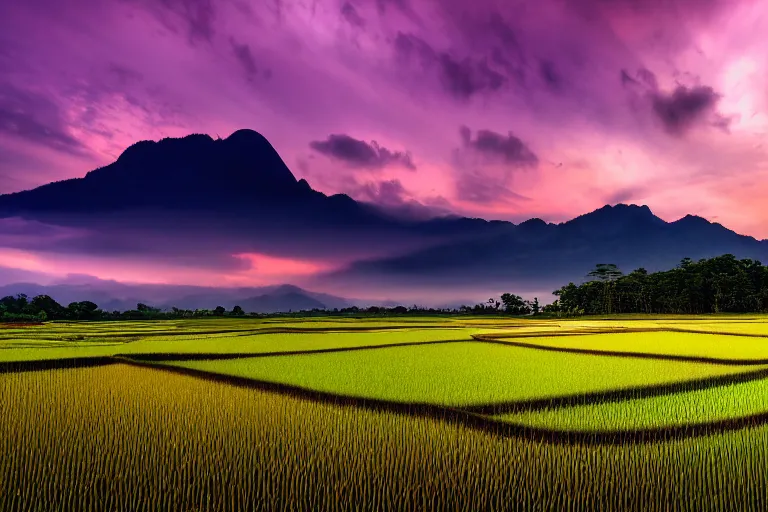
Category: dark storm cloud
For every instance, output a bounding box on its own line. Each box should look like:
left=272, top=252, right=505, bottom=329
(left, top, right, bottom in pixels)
left=618, top=67, right=727, bottom=135
left=651, top=85, right=724, bottom=135
left=459, top=126, right=539, bottom=166
left=0, top=84, right=85, bottom=155
left=309, top=134, right=416, bottom=170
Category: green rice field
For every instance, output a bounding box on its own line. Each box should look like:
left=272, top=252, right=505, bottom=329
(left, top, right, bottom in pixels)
left=2, top=315, right=768, bottom=510
left=478, top=331, right=768, bottom=361
left=167, top=343, right=766, bottom=407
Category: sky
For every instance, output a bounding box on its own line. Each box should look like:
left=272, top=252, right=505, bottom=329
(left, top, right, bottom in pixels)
left=1, top=0, right=768, bottom=301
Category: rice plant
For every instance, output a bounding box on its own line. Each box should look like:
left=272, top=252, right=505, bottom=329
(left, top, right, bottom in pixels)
left=4, top=316, right=768, bottom=511
left=2, top=364, right=767, bottom=511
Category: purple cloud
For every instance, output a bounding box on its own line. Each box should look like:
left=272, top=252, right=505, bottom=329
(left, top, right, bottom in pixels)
left=651, top=85, right=725, bottom=135
left=452, top=126, right=538, bottom=204
left=459, top=126, right=539, bottom=166
left=310, top=134, right=416, bottom=170
left=438, top=54, right=506, bottom=100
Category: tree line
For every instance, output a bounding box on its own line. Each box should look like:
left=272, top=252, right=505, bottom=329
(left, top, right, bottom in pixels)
left=545, top=254, right=768, bottom=315
left=2, top=254, right=768, bottom=322
left=0, top=297, right=509, bottom=322
left=0, top=298, right=254, bottom=322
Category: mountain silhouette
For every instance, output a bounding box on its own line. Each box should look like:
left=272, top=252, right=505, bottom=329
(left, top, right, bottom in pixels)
left=1, top=129, right=767, bottom=297
left=0, top=129, right=389, bottom=229
left=0, top=129, right=506, bottom=243
left=328, top=203, right=768, bottom=290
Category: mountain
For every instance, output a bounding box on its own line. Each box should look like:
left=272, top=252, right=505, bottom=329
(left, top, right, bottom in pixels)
left=0, top=129, right=502, bottom=265
left=237, top=290, right=327, bottom=313
left=0, top=129, right=496, bottom=237
left=0, top=130, right=297, bottom=211
left=0, top=130, right=378, bottom=225
left=324, top=203, right=768, bottom=292
left=2, top=129, right=768, bottom=301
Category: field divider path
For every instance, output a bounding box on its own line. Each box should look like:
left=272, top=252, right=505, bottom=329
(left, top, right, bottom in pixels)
left=0, top=356, right=118, bottom=373
left=663, top=326, right=768, bottom=338
left=478, top=326, right=768, bottom=339
left=472, top=334, right=768, bottom=365
left=111, top=357, right=768, bottom=446
left=460, top=365, right=768, bottom=414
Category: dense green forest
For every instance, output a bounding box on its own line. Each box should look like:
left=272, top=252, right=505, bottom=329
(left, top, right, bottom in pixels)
left=2, top=254, right=768, bottom=322
left=546, top=254, right=768, bottom=315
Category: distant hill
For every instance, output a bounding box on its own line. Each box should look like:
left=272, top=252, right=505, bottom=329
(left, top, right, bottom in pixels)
left=0, top=281, right=354, bottom=313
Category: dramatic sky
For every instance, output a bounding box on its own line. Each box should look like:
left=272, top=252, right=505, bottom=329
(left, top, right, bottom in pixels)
left=1, top=0, right=768, bottom=301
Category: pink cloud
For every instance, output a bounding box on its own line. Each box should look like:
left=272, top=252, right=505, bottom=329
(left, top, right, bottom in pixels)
left=0, top=247, right=338, bottom=288
left=231, top=253, right=338, bottom=281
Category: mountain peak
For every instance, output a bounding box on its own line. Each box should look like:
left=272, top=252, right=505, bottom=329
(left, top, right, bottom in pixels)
left=518, top=217, right=549, bottom=228
left=561, top=203, right=666, bottom=237
left=605, top=203, right=654, bottom=215
left=271, top=284, right=304, bottom=294
left=569, top=203, right=658, bottom=222
left=225, top=128, right=269, bottom=143
left=116, top=139, right=157, bottom=162
left=674, top=214, right=711, bottom=225
left=0, top=129, right=310, bottom=214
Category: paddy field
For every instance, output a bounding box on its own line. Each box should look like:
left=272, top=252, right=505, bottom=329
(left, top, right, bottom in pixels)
left=2, top=315, right=768, bottom=510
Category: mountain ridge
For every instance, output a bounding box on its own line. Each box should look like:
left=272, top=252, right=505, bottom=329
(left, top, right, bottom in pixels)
left=1, top=129, right=767, bottom=300
left=0, top=129, right=761, bottom=240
